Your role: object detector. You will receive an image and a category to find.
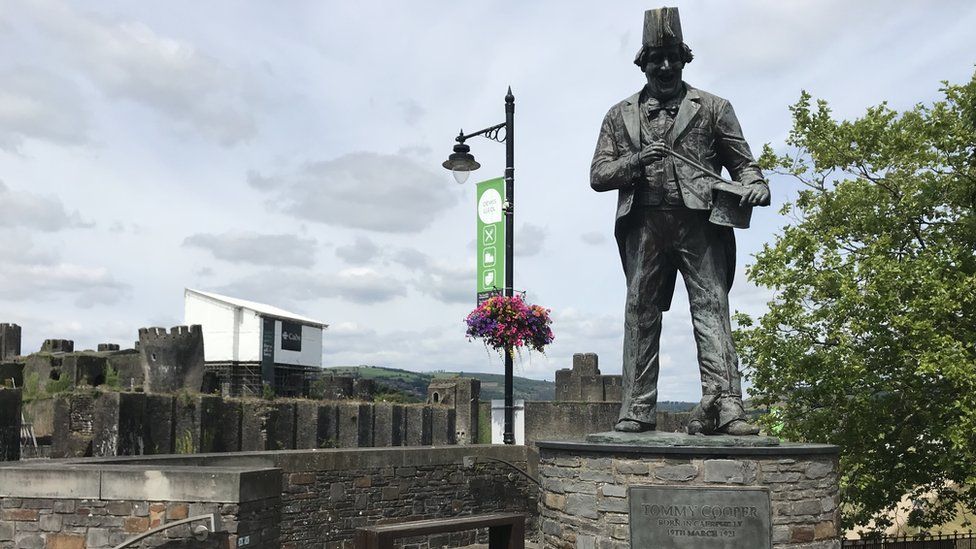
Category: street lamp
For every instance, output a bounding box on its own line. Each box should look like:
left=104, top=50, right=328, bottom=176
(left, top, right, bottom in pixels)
left=443, top=87, right=517, bottom=445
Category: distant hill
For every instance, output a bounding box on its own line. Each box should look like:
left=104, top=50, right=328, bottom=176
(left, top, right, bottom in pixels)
left=324, top=365, right=555, bottom=401
left=322, top=366, right=700, bottom=410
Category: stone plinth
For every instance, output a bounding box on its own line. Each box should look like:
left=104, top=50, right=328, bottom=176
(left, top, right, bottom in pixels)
left=537, top=432, right=840, bottom=549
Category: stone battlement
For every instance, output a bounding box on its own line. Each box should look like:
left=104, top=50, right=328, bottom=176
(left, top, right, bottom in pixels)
left=554, top=352, right=622, bottom=402
left=137, top=324, right=202, bottom=340
left=138, top=325, right=205, bottom=393
left=40, top=339, right=73, bottom=354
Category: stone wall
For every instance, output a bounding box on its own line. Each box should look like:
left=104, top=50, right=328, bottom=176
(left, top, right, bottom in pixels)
left=0, top=388, right=21, bottom=461
left=1, top=445, right=537, bottom=549
left=537, top=441, right=841, bottom=549
left=50, top=391, right=460, bottom=458
left=426, top=377, right=480, bottom=445
left=0, top=324, right=20, bottom=361
left=272, top=445, right=537, bottom=548
left=139, top=326, right=205, bottom=394
left=554, top=353, right=622, bottom=403
left=522, top=403, right=689, bottom=478
left=40, top=339, right=74, bottom=353
left=13, top=349, right=143, bottom=399
left=0, top=465, right=280, bottom=549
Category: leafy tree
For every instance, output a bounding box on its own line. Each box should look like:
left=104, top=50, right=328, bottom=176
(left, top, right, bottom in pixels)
left=735, top=70, right=976, bottom=531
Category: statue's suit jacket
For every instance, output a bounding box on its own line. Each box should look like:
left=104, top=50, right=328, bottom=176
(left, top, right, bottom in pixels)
left=590, top=83, right=766, bottom=311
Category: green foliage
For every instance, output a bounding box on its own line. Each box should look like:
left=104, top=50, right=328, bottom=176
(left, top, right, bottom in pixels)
left=21, top=371, right=41, bottom=402
left=261, top=383, right=275, bottom=401
left=104, top=366, right=120, bottom=389
left=324, top=365, right=557, bottom=401
left=736, top=71, right=976, bottom=531
left=176, top=388, right=196, bottom=407
left=175, top=429, right=195, bottom=454
left=45, top=372, right=72, bottom=395
left=373, top=386, right=422, bottom=404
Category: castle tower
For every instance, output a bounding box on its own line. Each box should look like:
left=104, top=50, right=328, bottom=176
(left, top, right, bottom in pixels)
left=0, top=324, right=21, bottom=360
left=427, top=377, right=481, bottom=445
left=138, top=325, right=205, bottom=393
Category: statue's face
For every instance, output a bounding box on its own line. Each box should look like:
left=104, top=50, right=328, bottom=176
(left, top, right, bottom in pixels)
left=643, top=45, right=684, bottom=100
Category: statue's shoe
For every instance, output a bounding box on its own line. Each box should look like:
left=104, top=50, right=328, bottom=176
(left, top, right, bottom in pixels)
left=614, top=419, right=656, bottom=433
left=715, top=419, right=761, bottom=436
left=687, top=419, right=711, bottom=435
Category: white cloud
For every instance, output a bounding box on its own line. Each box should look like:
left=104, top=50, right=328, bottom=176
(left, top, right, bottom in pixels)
left=397, top=99, right=426, bottom=126
left=414, top=262, right=474, bottom=305
left=580, top=231, right=608, bottom=246
left=391, top=248, right=430, bottom=270
left=183, top=232, right=317, bottom=267
left=21, top=0, right=256, bottom=145
left=389, top=248, right=473, bottom=305
left=250, top=152, right=459, bottom=233
left=516, top=222, right=547, bottom=257
left=552, top=308, right=622, bottom=342
left=0, top=180, right=91, bottom=231
left=218, top=267, right=406, bottom=306
left=0, top=66, right=88, bottom=150
left=323, top=321, right=491, bottom=372
left=335, top=235, right=381, bottom=265
left=0, top=231, right=130, bottom=308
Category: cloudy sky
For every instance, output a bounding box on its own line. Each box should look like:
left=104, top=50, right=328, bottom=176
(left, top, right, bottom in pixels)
left=1, top=0, right=974, bottom=400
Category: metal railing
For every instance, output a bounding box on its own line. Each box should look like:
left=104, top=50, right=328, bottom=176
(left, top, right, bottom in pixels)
left=12, top=380, right=37, bottom=450
left=844, top=531, right=976, bottom=548
left=112, top=513, right=219, bottom=549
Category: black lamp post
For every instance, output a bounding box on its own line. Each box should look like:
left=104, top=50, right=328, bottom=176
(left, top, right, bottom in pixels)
left=442, top=87, right=517, bottom=445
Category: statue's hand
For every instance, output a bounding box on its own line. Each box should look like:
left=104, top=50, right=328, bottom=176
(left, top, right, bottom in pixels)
left=638, top=142, right=669, bottom=165
left=739, top=183, right=771, bottom=207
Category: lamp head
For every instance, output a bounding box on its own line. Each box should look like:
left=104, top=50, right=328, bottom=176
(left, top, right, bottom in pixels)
left=442, top=141, right=480, bottom=185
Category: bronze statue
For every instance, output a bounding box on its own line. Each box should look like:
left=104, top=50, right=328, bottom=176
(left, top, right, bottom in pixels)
left=590, top=7, right=770, bottom=436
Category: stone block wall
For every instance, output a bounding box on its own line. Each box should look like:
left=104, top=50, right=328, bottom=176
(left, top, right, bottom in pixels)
left=0, top=497, right=279, bottom=549
left=554, top=353, right=622, bottom=403
left=50, top=391, right=460, bottom=458
left=1, top=445, right=536, bottom=549
left=40, top=339, right=74, bottom=353
left=0, top=324, right=20, bottom=361
left=537, top=442, right=841, bottom=549
left=52, top=391, right=96, bottom=458
left=274, top=446, right=537, bottom=549
left=427, top=378, right=480, bottom=445
left=14, top=349, right=144, bottom=400
left=0, top=388, right=21, bottom=461
left=138, top=326, right=205, bottom=394
left=522, top=402, right=690, bottom=475
left=0, top=465, right=281, bottom=549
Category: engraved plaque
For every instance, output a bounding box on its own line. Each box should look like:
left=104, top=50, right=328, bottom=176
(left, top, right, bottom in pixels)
left=629, top=486, right=771, bottom=548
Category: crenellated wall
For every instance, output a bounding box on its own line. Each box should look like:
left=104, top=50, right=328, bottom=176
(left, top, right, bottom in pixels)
left=0, top=445, right=536, bottom=549
left=40, top=338, right=74, bottom=353
left=554, top=353, right=622, bottom=403
left=49, top=390, right=460, bottom=458
left=138, top=325, right=205, bottom=393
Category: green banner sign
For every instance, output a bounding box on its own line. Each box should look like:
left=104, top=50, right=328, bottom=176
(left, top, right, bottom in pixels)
left=476, top=177, right=506, bottom=304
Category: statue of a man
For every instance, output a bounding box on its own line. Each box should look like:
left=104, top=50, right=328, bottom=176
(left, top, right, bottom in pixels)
left=590, top=7, right=770, bottom=436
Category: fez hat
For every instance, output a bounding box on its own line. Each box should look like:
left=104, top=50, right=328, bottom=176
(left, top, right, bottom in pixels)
left=641, top=7, right=683, bottom=48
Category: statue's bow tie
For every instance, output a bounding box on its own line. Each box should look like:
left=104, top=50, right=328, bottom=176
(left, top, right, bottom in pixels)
left=644, top=99, right=680, bottom=116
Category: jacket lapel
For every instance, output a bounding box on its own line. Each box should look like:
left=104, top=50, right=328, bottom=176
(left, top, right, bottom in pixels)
left=621, top=91, right=641, bottom=150
left=669, top=85, right=701, bottom=147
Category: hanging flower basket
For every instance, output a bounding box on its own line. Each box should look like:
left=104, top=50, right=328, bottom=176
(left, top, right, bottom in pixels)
left=465, top=295, right=554, bottom=356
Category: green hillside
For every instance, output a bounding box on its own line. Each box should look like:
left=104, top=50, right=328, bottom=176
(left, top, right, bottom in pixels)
left=322, top=366, right=702, bottom=411
left=324, top=365, right=555, bottom=401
